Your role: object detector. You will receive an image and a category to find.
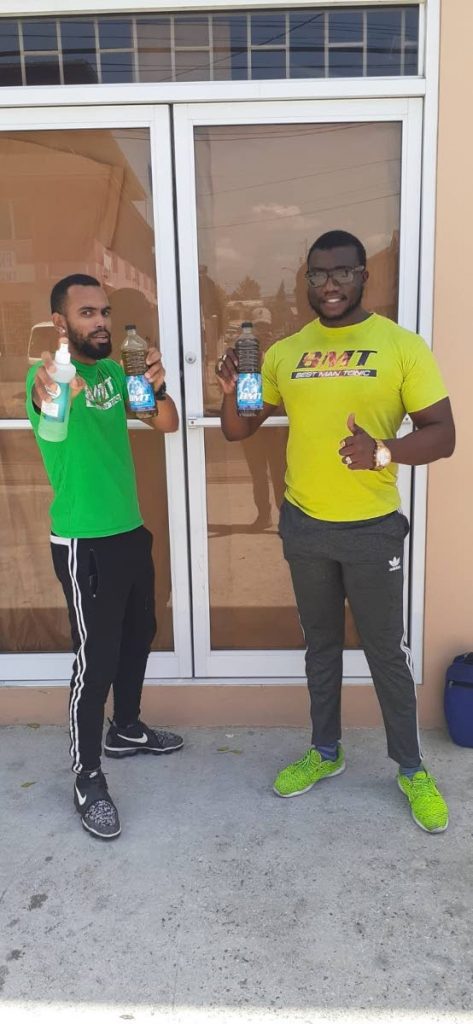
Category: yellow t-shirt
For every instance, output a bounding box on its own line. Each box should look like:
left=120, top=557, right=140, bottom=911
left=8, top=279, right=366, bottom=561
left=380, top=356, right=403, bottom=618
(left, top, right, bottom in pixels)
left=262, top=313, right=448, bottom=522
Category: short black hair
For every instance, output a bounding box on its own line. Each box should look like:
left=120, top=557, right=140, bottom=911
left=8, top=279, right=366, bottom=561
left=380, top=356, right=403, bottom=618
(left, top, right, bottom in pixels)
left=307, top=230, right=366, bottom=268
left=50, top=274, right=101, bottom=314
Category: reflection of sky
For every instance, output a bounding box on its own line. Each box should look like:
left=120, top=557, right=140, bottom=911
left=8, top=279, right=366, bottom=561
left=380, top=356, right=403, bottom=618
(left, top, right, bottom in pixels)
left=195, top=122, right=401, bottom=295
left=113, top=129, right=155, bottom=228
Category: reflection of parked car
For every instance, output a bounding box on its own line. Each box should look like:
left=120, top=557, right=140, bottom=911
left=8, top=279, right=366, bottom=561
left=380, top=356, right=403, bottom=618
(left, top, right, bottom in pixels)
left=0, top=321, right=58, bottom=419
left=28, top=321, right=57, bottom=364
left=224, top=300, right=273, bottom=350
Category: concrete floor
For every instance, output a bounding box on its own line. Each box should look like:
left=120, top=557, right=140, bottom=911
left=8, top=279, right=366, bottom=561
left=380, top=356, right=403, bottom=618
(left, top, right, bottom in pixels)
left=1, top=725, right=473, bottom=1024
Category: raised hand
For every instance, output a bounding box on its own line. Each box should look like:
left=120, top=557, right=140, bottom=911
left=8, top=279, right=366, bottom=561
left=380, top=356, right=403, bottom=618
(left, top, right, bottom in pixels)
left=338, top=413, right=376, bottom=470
left=32, top=350, right=84, bottom=409
left=215, top=348, right=238, bottom=395
left=144, top=346, right=165, bottom=393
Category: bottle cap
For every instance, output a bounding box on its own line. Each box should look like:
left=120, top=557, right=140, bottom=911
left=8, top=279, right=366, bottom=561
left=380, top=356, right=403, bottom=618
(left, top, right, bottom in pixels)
left=56, top=341, right=71, bottom=364
left=125, top=324, right=136, bottom=331
left=241, top=321, right=253, bottom=329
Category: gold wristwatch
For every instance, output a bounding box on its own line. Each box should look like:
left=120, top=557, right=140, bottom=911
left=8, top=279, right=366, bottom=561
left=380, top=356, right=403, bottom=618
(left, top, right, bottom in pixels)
left=373, top=439, right=392, bottom=470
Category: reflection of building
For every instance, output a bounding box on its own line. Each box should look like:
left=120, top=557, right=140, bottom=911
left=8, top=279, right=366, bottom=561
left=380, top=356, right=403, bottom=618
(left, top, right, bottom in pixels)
left=0, top=131, right=157, bottom=364
left=364, top=231, right=399, bottom=320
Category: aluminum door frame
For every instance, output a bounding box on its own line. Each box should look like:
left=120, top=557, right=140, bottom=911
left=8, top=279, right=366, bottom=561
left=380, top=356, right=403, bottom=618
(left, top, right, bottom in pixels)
left=175, top=97, right=423, bottom=681
left=0, top=103, right=192, bottom=684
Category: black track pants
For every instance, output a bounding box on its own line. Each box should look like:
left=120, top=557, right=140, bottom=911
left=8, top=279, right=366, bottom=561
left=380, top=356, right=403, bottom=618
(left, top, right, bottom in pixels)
left=51, top=526, right=156, bottom=774
left=279, top=500, right=421, bottom=768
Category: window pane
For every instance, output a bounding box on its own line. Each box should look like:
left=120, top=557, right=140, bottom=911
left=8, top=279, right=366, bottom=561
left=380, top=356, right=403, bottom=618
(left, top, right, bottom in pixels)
left=367, top=9, right=401, bottom=76
left=136, top=17, right=171, bottom=51
left=63, top=54, right=98, bottom=85
left=329, top=48, right=364, bottom=77
left=138, top=51, right=173, bottom=83
left=1, top=7, right=421, bottom=87
left=329, top=11, right=363, bottom=44
left=290, top=47, right=324, bottom=79
left=22, top=19, right=58, bottom=51
left=100, top=51, right=134, bottom=83
left=405, top=7, right=419, bottom=44
left=289, top=11, right=324, bottom=48
left=174, top=16, right=209, bottom=49
left=289, top=11, right=325, bottom=78
left=25, top=55, right=60, bottom=85
left=251, top=49, right=286, bottom=80
left=195, top=120, right=402, bottom=650
left=60, top=19, right=96, bottom=51
left=0, top=56, right=22, bottom=88
left=98, top=18, right=132, bottom=50
left=251, top=14, right=286, bottom=47
left=213, top=16, right=248, bottom=81
left=404, top=48, right=419, bottom=75
left=175, top=50, right=211, bottom=83
left=0, top=19, right=20, bottom=52
left=0, top=127, right=174, bottom=652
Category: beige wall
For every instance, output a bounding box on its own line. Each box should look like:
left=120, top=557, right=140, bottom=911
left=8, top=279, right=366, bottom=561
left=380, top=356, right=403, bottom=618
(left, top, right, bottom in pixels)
left=419, top=0, right=473, bottom=726
left=0, top=1, right=468, bottom=731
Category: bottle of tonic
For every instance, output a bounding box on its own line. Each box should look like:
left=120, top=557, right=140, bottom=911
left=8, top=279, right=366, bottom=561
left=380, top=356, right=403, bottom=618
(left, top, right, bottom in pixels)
left=235, top=321, right=263, bottom=417
left=121, top=324, right=157, bottom=418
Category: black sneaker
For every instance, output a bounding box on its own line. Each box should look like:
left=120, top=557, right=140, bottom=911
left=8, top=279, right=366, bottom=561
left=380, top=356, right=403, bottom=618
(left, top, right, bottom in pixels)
left=74, top=770, right=121, bottom=840
left=104, top=719, right=184, bottom=758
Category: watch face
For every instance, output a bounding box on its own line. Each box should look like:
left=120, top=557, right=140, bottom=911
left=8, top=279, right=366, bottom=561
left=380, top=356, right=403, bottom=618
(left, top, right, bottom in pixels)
left=377, top=446, right=391, bottom=468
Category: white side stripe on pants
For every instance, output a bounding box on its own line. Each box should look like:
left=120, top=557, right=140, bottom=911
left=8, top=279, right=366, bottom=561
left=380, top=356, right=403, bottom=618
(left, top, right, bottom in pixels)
left=400, top=627, right=423, bottom=761
left=53, top=537, right=88, bottom=774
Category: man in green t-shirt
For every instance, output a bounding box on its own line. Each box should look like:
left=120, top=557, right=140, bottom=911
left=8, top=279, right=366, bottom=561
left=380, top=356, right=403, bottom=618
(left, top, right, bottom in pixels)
left=217, top=230, right=455, bottom=834
left=26, top=274, right=182, bottom=841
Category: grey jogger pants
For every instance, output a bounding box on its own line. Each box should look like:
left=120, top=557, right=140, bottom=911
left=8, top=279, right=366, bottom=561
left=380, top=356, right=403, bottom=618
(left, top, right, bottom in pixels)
left=278, top=499, right=421, bottom=768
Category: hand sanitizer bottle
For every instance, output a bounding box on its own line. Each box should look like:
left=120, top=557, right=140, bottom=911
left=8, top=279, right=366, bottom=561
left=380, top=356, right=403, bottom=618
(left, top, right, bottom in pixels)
left=38, top=340, right=77, bottom=442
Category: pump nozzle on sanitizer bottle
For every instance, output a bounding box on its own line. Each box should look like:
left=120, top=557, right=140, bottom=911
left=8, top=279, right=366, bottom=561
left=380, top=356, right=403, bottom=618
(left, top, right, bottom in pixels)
left=38, top=339, right=77, bottom=442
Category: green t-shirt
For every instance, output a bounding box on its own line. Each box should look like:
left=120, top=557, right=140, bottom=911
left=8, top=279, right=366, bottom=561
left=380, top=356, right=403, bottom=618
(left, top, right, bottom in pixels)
left=262, top=313, right=448, bottom=522
left=26, top=358, right=143, bottom=538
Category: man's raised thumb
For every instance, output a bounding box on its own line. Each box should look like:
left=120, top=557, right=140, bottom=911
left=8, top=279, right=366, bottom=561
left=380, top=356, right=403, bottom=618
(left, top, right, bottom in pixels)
left=347, top=413, right=361, bottom=434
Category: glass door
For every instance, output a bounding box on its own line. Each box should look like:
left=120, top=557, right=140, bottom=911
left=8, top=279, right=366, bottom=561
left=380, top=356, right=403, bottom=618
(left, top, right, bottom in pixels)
left=0, top=104, right=191, bottom=683
left=175, top=98, right=422, bottom=680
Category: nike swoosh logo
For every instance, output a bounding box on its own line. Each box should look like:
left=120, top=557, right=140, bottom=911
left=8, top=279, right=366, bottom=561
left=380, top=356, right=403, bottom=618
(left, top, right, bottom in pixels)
left=75, top=787, right=87, bottom=806
left=116, top=732, right=148, bottom=744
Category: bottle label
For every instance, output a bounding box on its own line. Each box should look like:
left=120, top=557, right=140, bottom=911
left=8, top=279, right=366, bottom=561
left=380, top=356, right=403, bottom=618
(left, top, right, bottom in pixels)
left=236, top=372, right=263, bottom=413
left=125, top=374, right=156, bottom=413
left=41, top=383, right=69, bottom=423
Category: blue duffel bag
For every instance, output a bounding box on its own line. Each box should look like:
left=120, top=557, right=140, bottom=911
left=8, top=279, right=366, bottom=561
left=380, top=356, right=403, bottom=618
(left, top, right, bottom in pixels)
left=444, top=653, right=473, bottom=747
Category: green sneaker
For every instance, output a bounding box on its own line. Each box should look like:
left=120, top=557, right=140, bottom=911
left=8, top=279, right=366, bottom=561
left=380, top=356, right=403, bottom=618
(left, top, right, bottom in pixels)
left=397, top=769, right=449, bottom=833
left=273, top=745, right=345, bottom=798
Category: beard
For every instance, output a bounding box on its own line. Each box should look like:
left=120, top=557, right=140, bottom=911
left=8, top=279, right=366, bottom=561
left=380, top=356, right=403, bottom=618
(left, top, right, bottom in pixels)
left=309, top=283, right=364, bottom=323
left=66, top=324, right=112, bottom=361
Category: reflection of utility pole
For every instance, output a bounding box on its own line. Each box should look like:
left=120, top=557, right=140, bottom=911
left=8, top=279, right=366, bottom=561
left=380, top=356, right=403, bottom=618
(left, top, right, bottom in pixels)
left=282, top=266, right=297, bottom=299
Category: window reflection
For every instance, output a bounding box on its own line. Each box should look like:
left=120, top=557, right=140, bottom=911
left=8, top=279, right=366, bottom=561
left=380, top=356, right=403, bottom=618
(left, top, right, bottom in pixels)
left=195, top=120, right=402, bottom=652
left=22, top=19, right=58, bottom=51
left=0, top=128, right=173, bottom=653
left=205, top=430, right=361, bottom=651
left=1, top=8, right=420, bottom=88
left=195, top=121, right=401, bottom=417
left=98, top=19, right=132, bottom=50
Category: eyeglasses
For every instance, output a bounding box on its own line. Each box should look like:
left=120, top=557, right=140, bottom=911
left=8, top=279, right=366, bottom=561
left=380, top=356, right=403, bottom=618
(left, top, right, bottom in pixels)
left=305, top=265, right=365, bottom=288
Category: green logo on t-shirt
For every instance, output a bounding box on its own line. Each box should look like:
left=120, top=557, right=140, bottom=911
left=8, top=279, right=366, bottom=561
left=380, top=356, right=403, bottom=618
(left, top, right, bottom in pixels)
left=84, top=375, right=122, bottom=411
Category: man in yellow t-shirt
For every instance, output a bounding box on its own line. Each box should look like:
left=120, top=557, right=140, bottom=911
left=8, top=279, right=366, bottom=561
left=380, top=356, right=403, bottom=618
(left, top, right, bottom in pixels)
left=217, top=230, right=455, bottom=834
